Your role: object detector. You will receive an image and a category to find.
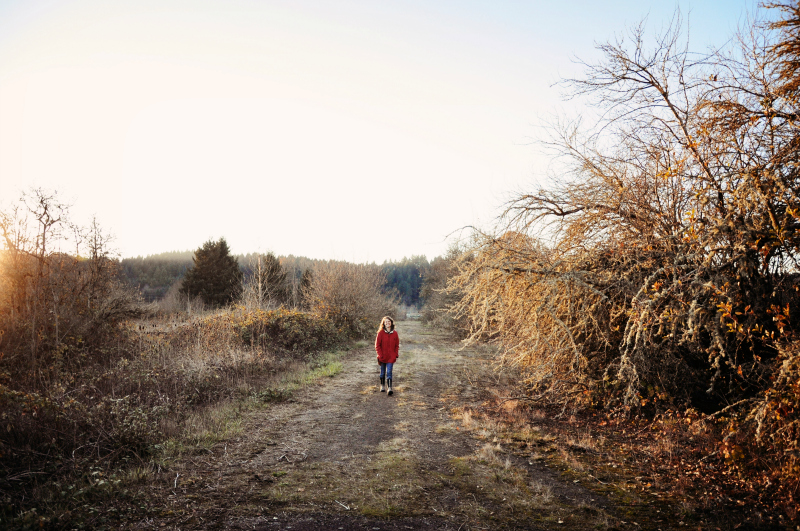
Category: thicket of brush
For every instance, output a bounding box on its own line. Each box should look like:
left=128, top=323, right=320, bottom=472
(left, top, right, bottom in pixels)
left=437, top=3, right=800, bottom=515
left=0, top=190, right=394, bottom=528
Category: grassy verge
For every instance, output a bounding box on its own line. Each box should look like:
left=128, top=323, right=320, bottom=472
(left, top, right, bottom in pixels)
left=156, top=346, right=352, bottom=461
left=443, top=356, right=795, bottom=531
left=0, top=310, right=361, bottom=530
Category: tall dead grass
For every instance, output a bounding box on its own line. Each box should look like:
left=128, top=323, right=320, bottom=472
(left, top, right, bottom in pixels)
left=0, top=306, right=350, bottom=528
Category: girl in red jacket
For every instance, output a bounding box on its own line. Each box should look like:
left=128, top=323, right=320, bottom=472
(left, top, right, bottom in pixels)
left=375, top=316, right=399, bottom=395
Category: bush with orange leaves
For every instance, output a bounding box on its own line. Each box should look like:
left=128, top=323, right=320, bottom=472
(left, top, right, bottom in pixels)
left=443, top=2, right=800, bottom=512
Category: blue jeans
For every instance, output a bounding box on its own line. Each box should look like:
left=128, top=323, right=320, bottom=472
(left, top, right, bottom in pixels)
left=380, top=362, right=393, bottom=380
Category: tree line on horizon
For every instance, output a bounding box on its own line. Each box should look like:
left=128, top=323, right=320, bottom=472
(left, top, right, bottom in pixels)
left=121, top=246, right=433, bottom=308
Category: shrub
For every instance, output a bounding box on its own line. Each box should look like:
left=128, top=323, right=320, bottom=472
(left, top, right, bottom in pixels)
left=0, top=303, right=351, bottom=526
left=420, top=246, right=470, bottom=336
left=449, top=4, right=800, bottom=411
left=304, top=260, right=396, bottom=338
left=187, top=308, right=344, bottom=358
left=444, top=3, right=800, bottom=512
left=0, top=190, right=141, bottom=385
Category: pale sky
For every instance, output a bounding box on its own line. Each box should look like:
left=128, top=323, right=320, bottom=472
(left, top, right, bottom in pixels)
left=0, top=0, right=757, bottom=262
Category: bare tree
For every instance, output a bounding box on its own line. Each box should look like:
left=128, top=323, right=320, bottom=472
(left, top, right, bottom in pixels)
left=448, top=6, right=800, bottom=412
left=0, top=189, right=140, bottom=385
left=305, top=260, right=396, bottom=338
left=242, top=252, right=288, bottom=310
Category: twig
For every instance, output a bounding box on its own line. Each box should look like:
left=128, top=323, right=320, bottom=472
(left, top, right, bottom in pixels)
left=700, top=398, right=756, bottom=422
left=335, top=500, right=350, bottom=510
left=633, top=420, right=657, bottom=436
left=6, top=471, right=48, bottom=481
left=587, top=473, right=609, bottom=485
left=698, top=450, right=719, bottom=463
left=497, top=396, right=542, bottom=406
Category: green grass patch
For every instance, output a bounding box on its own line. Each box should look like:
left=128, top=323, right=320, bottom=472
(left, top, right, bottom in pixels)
left=449, top=456, right=472, bottom=477
left=158, top=348, right=349, bottom=460
left=272, top=349, right=346, bottom=394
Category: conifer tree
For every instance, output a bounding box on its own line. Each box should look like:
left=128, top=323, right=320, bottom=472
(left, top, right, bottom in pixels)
left=180, top=238, right=242, bottom=307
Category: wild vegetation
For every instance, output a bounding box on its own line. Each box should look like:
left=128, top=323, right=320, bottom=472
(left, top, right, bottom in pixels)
left=420, top=246, right=470, bottom=333
left=123, top=252, right=428, bottom=311
left=7, top=3, right=797, bottom=528
left=428, top=3, right=800, bottom=521
left=0, top=191, right=397, bottom=529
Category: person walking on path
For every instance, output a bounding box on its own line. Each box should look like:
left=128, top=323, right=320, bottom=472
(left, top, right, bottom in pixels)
left=375, top=316, right=399, bottom=396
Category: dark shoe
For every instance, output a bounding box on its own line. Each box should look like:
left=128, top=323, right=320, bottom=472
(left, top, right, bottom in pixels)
left=387, top=378, right=393, bottom=396
left=380, top=377, right=385, bottom=392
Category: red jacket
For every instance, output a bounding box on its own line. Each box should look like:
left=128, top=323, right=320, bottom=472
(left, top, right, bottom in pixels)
left=375, top=329, right=399, bottom=364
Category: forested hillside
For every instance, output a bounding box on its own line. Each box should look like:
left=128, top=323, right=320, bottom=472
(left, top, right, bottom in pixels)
left=122, top=252, right=431, bottom=307
left=121, top=251, right=194, bottom=301
left=382, top=255, right=429, bottom=307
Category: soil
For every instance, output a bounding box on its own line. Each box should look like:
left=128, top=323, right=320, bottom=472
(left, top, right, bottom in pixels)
left=136, top=322, right=683, bottom=531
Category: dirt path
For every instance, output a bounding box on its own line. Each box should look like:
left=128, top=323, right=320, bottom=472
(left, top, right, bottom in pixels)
left=143, top=322, right=653, bottom=530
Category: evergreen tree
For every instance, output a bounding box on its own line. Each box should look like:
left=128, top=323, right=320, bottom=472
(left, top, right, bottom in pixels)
left=179, top=238, right=242, bottom=307
left=381, top=255, right=429, bottom=306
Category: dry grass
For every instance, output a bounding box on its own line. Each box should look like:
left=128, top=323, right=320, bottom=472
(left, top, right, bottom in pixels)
left=647, top=433, right=676, bottom=461
left=180, top=401, right=247, bottom=450
left=434, top=423, right=456, bottom=435
left=476, top=442, right=506, bottom=466
left=260, top=447, right=421, bottom=519
left=359, top=384, right=377, bottom=395
left=0, top=306, right=355, bottom=529
left=566, top=429, right=599, bottom=453
left=529, top=479, right=554, bottom=503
